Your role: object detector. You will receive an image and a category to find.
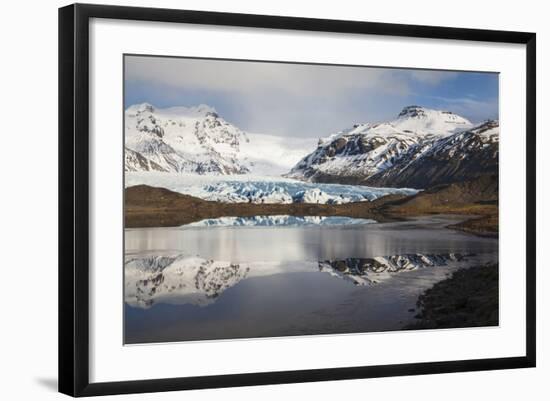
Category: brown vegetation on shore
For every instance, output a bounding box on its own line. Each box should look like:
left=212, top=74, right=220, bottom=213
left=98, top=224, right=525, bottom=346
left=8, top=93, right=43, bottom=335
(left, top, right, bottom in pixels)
left=380, top=175, right=498, bottom=235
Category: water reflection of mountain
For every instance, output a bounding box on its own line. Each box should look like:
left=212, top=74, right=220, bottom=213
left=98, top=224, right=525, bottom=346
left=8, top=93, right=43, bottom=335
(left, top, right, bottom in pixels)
left=125, top=255, right=250, bottom=308
left=318, top=253, right=470, bottom=286
left=125, top=252, right=473, bottom=309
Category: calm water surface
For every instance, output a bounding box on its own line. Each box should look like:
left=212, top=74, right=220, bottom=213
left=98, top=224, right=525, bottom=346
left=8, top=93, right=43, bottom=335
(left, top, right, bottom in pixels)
left=124, top=215, right=498, bottom=344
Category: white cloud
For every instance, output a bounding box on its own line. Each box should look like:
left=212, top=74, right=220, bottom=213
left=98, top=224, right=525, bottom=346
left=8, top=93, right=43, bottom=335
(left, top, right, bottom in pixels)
left=125, top=55, right=414, bottom=98
left=124, top=56, right=488, bottom=137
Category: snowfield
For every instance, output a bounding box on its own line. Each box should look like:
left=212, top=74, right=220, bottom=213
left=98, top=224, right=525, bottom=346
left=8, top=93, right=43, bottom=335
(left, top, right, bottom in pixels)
left=125, top=172, right=419, bottom=204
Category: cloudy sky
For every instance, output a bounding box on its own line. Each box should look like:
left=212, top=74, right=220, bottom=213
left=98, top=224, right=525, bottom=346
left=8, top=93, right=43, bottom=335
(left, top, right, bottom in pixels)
left=125, top=55, right=498, bottom=138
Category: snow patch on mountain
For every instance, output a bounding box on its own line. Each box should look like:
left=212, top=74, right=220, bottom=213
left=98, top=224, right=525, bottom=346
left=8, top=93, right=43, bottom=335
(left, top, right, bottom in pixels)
left=392, top=105, right=472, bottom=135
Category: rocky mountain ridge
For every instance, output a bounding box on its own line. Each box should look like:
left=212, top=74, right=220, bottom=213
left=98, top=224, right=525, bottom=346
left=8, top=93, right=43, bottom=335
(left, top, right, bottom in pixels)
left=288, top=106, right=498, bottom=189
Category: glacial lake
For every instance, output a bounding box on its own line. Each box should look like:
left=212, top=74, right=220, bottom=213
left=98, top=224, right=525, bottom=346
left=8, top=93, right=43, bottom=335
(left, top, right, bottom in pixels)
left=124, top=215, right=498, bottom=344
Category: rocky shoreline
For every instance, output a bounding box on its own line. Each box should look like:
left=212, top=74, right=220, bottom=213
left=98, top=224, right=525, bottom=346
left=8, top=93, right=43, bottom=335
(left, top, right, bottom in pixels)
left=405, top=263, right=499, bottom=330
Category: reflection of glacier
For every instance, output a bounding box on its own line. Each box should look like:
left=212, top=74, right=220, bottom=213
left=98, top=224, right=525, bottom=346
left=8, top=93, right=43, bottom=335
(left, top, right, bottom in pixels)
left=319, top=253, right=470, bottom=286
left=125, top=253, right=472, bottom=309
left=185, top=215, right=376, bottom=228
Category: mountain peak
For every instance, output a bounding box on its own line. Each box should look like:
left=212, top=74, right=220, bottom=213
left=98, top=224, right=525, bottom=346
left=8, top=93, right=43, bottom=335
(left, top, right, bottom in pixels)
left=153, top=104, right=218, bottom=119
left=126, top=102, right=155, bottom=114
left=194, top=104, right=217, bottom=115
left=125, top=103, right=219, bottom=119
left=397, top=105, right=464, bottom=120
left=397, top=105, right=428, bottom=119
left=392, top=105, right=472, bottom=135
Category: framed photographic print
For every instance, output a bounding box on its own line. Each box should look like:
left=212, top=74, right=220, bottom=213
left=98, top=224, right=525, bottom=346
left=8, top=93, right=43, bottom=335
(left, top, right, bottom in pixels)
left=58, top=3, right=536, bottom=397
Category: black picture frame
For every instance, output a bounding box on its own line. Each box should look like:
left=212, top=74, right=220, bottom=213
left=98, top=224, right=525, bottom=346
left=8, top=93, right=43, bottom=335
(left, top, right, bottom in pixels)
left=59, top=3, right=536, bottom=397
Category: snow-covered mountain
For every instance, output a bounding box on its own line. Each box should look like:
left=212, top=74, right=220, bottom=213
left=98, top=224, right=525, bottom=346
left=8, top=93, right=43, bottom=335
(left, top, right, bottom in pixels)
left=124, top=103, right=315, bottom=175
left=125, top=103, right=497, bottom=195
left=125, top=147, right=166, bottom=172
left=366, top=120, right=499, bottom=188
left=288, top=106, right=498, bottom=189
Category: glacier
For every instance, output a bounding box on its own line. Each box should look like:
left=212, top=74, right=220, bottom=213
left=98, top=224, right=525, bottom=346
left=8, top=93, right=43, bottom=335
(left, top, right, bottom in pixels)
left=125, top=172, right=420, bottom=204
